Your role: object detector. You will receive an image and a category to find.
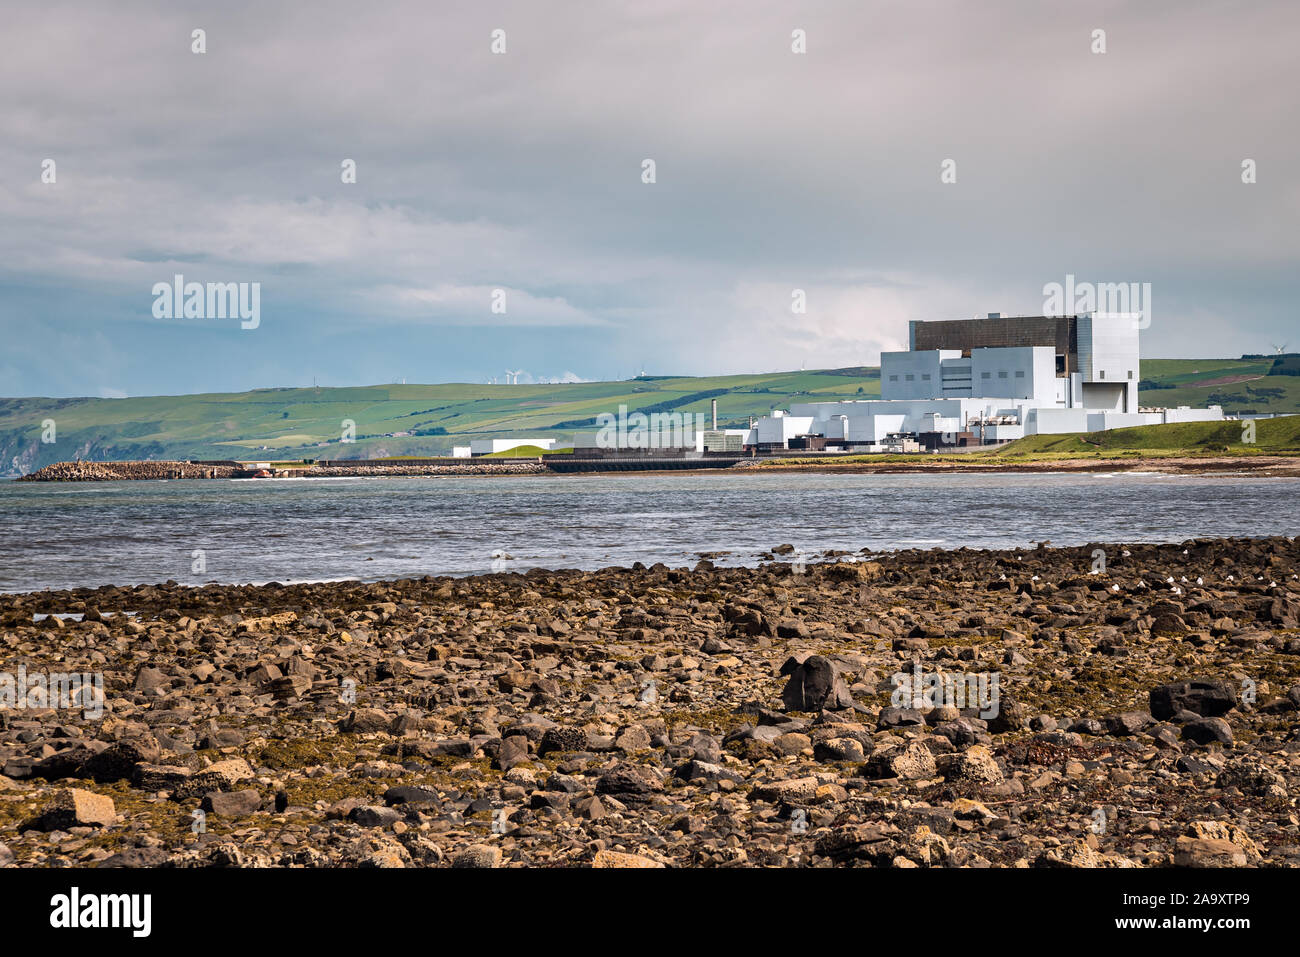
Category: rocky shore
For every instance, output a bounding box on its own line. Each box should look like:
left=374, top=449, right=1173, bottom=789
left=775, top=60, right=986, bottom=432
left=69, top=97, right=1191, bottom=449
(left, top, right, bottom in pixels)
left=17, top=461, right=243, bottom=481
left=16, top=460, right=547, bottom=481
left=1, top=536, right=1297, bottom=868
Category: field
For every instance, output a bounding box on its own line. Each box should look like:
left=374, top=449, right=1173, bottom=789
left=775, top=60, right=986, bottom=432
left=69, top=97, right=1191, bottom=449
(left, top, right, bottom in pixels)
left=1136, top=357, right=1300, bottom=414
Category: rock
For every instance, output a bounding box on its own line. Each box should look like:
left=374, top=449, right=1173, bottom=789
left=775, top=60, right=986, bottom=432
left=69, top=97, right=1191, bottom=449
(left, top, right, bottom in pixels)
left=951, top=798, right=997, bottom=821
left=349, top=805, right=402, bottom=828
left=1174, top=837, right=1249, bottom=867
left=933, top=718, right=988, bottom=749
left=539, top=726, right=589, bottom=755
left=877, top=707, right=926, bottom=728
left=592, top=849, right=664, bottom=868
left=36, top=788, right=116, bottom=829
left=270, top=674, right=312, bottom=700
left=1067, top=717, right=1105, bottom=735
left=1104, top=712, right=1153, bottom=736
left=1185, top=821, right=1263, bottom=864
left=940, top=745, right=1004, bottom=785
left=1150, top=614, right=1187, bottom=636
left=780, top=655, right=852, bottom=712
left=1181, top=717, right=1233, bottom=746
left=451, top=844, right=502, bottom=868
left=383, top=785, right=441, bottom=807
left=675, top=760, right=744, bottom=785
left=343, top=708, right=392, bottom=733
left=178, top=758, right=253, bottom=798
left=1040, top=838, right=1139, bottom=868
left=986, top=697, right=1028, bottom=733
left=133, top=666, right=168, bottom=692
left=495, top=735, right=532, bottom=771
left=752, top=776, right=820, bottom=802
left=1149, top=680, right=1236, bottom=721
left=615, top=724, right=652, bottom=753
left=101, top=847, right=171, bottom=867
left=826, top=561, right=882, bottom=582
left=773, top=732, right=812, bottom=755
left=865, top=742, right=938, bottom=780
left=85, top=735, right=161, bottom=783
left=813, top=737, right=868, bottom=762
left=200, top=789, right=263, bottom=817
left=687, top=732, right=723, bottom=763
left=596, top=765, right=664, bottom=801
left=776, top=620, right=809, bottom=639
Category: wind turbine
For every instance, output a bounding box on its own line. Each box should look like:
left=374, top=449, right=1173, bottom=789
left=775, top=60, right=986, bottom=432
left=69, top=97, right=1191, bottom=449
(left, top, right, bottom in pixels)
left=1270, top=342, right=1288, bottom=354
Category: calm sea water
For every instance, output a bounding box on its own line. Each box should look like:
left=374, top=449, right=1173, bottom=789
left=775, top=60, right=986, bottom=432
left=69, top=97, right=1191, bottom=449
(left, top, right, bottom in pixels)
left=1, top=472, right=1297, bottom=593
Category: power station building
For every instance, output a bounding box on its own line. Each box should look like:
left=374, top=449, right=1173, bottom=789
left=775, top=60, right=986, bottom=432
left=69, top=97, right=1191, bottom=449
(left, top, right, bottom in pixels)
left=748, top=313, right=1224, bottom=449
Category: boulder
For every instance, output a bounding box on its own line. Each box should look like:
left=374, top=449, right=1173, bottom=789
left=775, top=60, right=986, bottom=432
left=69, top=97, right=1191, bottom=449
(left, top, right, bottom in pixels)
left=780, top=655, right=853, bottom=712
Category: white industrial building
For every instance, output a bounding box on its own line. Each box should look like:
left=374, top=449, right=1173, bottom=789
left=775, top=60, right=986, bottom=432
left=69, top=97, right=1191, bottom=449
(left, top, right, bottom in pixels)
left=746, top=313, right=1225, bottom=449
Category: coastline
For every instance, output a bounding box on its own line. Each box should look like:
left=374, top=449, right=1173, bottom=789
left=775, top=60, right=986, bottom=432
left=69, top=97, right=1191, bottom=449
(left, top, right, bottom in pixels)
left=12, top=452, right=1300, bottom=482
left=2, top=536, right=1297, bottom=868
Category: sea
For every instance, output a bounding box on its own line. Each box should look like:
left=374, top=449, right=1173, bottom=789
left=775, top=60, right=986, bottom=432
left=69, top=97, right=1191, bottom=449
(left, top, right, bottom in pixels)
left=1, top=471, right=1297, bottom=593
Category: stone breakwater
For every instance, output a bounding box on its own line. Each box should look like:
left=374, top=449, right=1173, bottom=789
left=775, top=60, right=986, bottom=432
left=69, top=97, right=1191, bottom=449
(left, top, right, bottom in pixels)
left=17, top=460, right=548, bottom=481
left=17, top=461, right=242, bottom=481
left=0, top=536, right=1297, bottom=868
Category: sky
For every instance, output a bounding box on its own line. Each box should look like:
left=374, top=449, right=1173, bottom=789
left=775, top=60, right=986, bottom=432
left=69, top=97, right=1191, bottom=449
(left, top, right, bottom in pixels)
left=1, top=0, right=1297, bottom=398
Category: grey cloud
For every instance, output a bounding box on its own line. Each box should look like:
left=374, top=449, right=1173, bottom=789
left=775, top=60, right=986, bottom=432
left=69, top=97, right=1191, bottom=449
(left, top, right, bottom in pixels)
left=0, top=0, right=1296, bottom=396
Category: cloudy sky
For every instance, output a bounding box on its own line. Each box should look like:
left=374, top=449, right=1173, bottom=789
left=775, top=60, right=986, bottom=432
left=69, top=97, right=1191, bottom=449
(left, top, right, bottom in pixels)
left=2, top=0, right=1296, bottom=397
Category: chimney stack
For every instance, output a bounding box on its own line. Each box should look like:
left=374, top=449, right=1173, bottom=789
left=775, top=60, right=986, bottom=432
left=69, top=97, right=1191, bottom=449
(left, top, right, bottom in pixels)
left=711, top=399, right=717, bottom=430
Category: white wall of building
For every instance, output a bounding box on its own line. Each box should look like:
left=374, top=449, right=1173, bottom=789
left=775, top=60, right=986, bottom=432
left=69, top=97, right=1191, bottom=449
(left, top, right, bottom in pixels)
left=1077, top=313, right=1139, bottom=412
left=754, top=411, right=816, bottom=445
left=1086, top=411, right=1158, bottom=432
left=1024, top=407, right=1089, bottom=435
left=1161, top=405, right=1226, bottom=424
left=880, top=350, right=958, bottom=400
left=969, top=346, right=1058, bottom=403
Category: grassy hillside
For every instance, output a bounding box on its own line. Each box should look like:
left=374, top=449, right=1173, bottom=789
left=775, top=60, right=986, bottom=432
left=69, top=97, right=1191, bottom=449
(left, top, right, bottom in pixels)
left=1138, top=358, right=1300, bottom=414
left=0, top=370, right=882, bottom=474
left=989, top=415, right=1300, bottom=460
left=482, top=445, right=573, bottom=458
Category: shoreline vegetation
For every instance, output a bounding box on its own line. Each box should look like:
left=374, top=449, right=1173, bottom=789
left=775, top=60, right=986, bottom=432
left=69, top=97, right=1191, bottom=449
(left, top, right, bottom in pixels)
left=1, top=536, right=1296, bottom=867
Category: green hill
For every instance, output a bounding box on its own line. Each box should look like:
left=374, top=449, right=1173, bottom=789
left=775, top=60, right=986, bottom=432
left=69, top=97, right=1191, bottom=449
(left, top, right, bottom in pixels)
left=0, top=370, right=882, bottom=475
left=990, top=415, right=1300, bottom=459
left=1138, top=358, right=1300, bottom=414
